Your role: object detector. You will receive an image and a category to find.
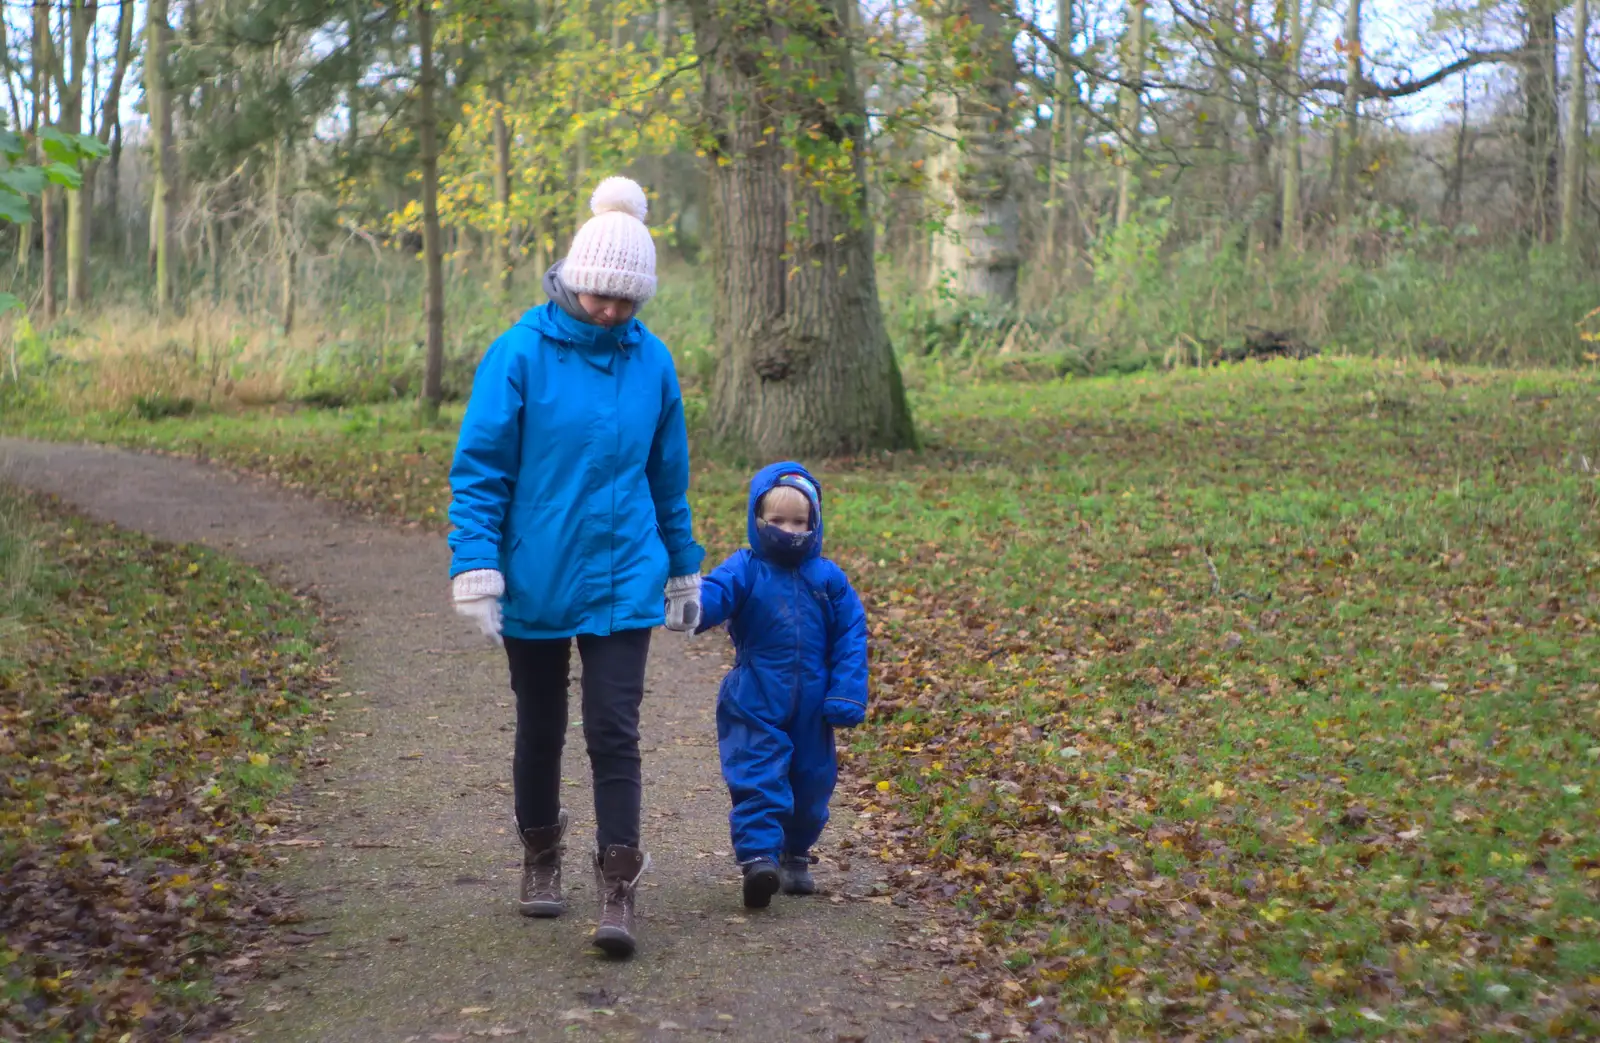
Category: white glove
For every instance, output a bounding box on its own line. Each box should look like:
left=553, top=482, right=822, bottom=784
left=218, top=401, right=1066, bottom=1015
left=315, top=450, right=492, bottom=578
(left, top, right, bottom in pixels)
left=664, top=574, right=702, bottom=632
left=452, top=569, right=505, bottom=646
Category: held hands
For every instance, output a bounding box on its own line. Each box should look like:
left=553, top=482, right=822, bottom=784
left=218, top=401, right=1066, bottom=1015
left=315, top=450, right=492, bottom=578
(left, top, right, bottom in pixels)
left=453, top=569, right=505, bottom=646
left=664, top=574, right=702, bottom=632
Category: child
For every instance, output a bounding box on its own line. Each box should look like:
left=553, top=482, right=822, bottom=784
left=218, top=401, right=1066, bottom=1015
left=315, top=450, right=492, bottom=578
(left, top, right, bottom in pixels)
left=696, top=462, right=869, bottom=909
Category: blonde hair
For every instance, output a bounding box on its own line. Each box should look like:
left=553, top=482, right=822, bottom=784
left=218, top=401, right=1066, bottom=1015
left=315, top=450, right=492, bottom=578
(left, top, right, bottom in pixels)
left=759, top=485, right=810, bottom=519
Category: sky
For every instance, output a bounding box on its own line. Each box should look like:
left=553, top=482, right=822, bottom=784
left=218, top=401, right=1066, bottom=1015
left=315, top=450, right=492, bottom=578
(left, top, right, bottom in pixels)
left=2, top=0, right=1578, bottom=137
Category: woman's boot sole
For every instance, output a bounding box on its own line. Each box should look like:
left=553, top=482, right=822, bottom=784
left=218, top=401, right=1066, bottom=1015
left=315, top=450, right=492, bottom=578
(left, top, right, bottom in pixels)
left=592, top=928, right=636, bottom=958
left=519, top=899, right=564, bottom=918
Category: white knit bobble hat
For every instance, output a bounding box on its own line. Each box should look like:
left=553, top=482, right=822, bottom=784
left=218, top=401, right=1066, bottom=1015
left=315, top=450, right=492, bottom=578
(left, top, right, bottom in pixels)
left=562, top=177, right=657, bottom=304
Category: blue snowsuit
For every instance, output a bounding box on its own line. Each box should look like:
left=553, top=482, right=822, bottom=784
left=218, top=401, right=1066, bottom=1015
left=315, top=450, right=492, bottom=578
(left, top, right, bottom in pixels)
left=447, top=303, right=704, bottom=638
left=696, top=463, right=869, bottom=863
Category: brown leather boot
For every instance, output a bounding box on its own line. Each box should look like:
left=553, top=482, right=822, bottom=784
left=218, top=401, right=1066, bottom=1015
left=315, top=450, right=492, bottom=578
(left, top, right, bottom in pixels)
left=517, top=809, right=569, bottom=918
left=592, top=844, right=649, bottom=958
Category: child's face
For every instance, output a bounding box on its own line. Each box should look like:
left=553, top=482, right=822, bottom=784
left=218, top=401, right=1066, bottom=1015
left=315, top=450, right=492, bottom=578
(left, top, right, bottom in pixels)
left=759, top=491, right=811, bottom=535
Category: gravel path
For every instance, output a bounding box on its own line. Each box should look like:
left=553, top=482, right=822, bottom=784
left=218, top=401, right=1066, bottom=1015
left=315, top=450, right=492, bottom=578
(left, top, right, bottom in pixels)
left=2, top=439, right=960, bottom=1043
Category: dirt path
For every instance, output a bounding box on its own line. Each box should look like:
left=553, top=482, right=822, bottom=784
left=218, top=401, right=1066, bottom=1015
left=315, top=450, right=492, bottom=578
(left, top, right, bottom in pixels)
left=2, top=439, right=961, bottom=1043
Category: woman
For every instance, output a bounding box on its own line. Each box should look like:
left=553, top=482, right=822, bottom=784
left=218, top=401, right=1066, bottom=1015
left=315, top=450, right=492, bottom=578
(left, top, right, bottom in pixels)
left=447, top=177, right=704, bottom=959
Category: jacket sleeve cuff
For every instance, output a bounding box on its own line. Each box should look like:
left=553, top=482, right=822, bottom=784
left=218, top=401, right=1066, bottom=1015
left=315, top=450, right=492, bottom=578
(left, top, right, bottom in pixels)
left=667, top=543, right=706, bottom=579
left=449, top=538, right=501, bottom=580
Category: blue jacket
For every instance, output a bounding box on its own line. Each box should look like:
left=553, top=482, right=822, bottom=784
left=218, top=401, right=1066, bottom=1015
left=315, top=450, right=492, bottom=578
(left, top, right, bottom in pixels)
left=447, top=303, right=704, bottom=640
left=697, top=463, right=869, bottom=728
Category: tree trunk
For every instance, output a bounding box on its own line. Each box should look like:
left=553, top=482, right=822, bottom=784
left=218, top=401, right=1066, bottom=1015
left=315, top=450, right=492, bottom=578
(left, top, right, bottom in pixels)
left=273, top=128, right=295, bottom=333
left=107, top=120, right=121, bottom=241
left=347, top=0, right=363, bottom=154
left=417, top=0, right=445, bottom=417
left=63, top=0, right=92, bottom=309
left=1115, top=0, right=1147, bottom=229
left=22, top=0, right=46, bottom=284
left=42, top=191, right=58, bottom=320
left=1522, top=2, right=1561, bottom=241
left=927, top=0, right=1020, bottom=304
left=1446, top=75, right=1471, bottom=227
left=1337, top=0, right=1363, bottom=218
left=493, top=86, right=513, bottom=297
left=689, top=0, right=914, bottom=457
left=1561, top=0, right=1588, bottom=246
left=1044, top=0, right=1077, bottom=268
left=0, top=15, right=20, bottom=133
left=146, top=0, right=177, bottom=312
left=1281, top=0, right=1306, bottom=250
left=36, top=0, right=56, bottom=319
left=89, top=0, right=134, bottom=269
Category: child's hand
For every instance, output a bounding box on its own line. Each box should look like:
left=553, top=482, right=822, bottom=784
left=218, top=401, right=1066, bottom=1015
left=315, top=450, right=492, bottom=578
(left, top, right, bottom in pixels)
left=822, top=698, right=865, bottom=729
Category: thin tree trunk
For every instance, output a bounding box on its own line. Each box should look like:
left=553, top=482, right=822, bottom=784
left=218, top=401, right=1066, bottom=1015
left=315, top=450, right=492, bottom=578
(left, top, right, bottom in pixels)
left=36, top=0, right=57, bottom=319
left=1045, top=0, right=1077, bottom=268
left=417, top=0, right=445, bottom=417
left=0, top=15, right=21, bottom=133
left=1115, top=0, right=1147, bottom=229
left=347, top=0, right=362, bottom=154
left=21, top=1, right=46, bottom=283
left=1447, top=75, right=1471, bottom=227
left=927, top=0, right=1021, bottom=304
left=90, top=0, right=134, bottom=268
left=146, top=0, right=177, bottom=311
left=1337, top=0, right=1363, bottom=218
left=273, top=130, right=295, bottom=333
left=1561, top=0, right=1589, bottom=246
left=653, top=0, right=674, bottom=237
left=688, top=0, right=914, bottom=456
left=1523, top=2, right=1561, bottom=241
left=493, top=86, right=513, bottom=297
left=64, top=0, right=92, bottom=309
left=1281, top=0, right=1306, bottom=250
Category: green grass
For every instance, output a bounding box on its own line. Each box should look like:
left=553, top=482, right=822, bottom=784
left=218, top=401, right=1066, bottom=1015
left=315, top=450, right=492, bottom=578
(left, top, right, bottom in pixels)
left=4, top=357, right=1599, bottom=1039
left=0, top=488, right=328, bottom=1041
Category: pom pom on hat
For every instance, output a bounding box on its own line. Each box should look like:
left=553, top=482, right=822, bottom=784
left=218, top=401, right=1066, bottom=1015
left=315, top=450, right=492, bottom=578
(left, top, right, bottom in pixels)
left=562, top=176, right=657, bottom=304
left=591, top=177, right=648, bottom=222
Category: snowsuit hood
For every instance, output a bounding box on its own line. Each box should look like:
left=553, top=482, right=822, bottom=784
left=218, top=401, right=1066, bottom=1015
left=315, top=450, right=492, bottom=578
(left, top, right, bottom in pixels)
left=747, top=461, right=824, bottom=565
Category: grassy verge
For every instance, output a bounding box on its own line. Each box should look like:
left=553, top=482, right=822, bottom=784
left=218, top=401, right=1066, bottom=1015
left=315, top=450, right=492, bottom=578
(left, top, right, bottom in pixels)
left=5, top=358, right=1599, bottom=1039
left=0, top=487, right=328, bottom=1041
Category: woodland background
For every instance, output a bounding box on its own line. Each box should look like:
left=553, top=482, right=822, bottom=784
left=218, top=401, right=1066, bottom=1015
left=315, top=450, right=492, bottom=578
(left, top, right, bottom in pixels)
left=1, top=0, right=1598, bottom=453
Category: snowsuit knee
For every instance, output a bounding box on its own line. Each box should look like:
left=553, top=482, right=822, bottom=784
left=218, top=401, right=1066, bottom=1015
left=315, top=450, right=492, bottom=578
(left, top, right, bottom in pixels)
left=696, top=463, right=869, bottom=863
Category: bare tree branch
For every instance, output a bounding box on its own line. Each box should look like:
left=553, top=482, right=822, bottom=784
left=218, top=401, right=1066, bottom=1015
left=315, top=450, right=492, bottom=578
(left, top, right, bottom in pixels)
left=1307, top=50, right=1529, bottom=100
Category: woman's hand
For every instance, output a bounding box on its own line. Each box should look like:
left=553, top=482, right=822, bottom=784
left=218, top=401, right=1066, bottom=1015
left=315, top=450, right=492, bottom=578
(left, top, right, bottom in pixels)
left=664, top=574, right=702, bottom=632
left=453, top=569, right=505, bottom=646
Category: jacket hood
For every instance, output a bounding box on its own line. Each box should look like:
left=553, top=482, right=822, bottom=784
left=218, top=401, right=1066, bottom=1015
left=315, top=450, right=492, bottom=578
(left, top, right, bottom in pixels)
left=747, top=461, right=824, bottom=562
left=521, top=300, right=644, bottom=372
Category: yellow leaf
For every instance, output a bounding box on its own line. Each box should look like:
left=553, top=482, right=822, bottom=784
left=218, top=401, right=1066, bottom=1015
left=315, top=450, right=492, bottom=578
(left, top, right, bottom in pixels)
left=876, top=780, right=891, bottom=792
left=249, top=752, right=271, bottom=767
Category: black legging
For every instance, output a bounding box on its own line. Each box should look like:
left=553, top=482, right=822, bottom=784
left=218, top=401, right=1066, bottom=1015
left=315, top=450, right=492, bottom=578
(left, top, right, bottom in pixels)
left=504, top=629, right=651, bottom=851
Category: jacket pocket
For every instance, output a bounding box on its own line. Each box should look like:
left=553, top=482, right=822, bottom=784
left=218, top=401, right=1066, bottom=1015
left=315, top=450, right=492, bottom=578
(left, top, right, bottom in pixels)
left=503, top=510, right=569, bottom=631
